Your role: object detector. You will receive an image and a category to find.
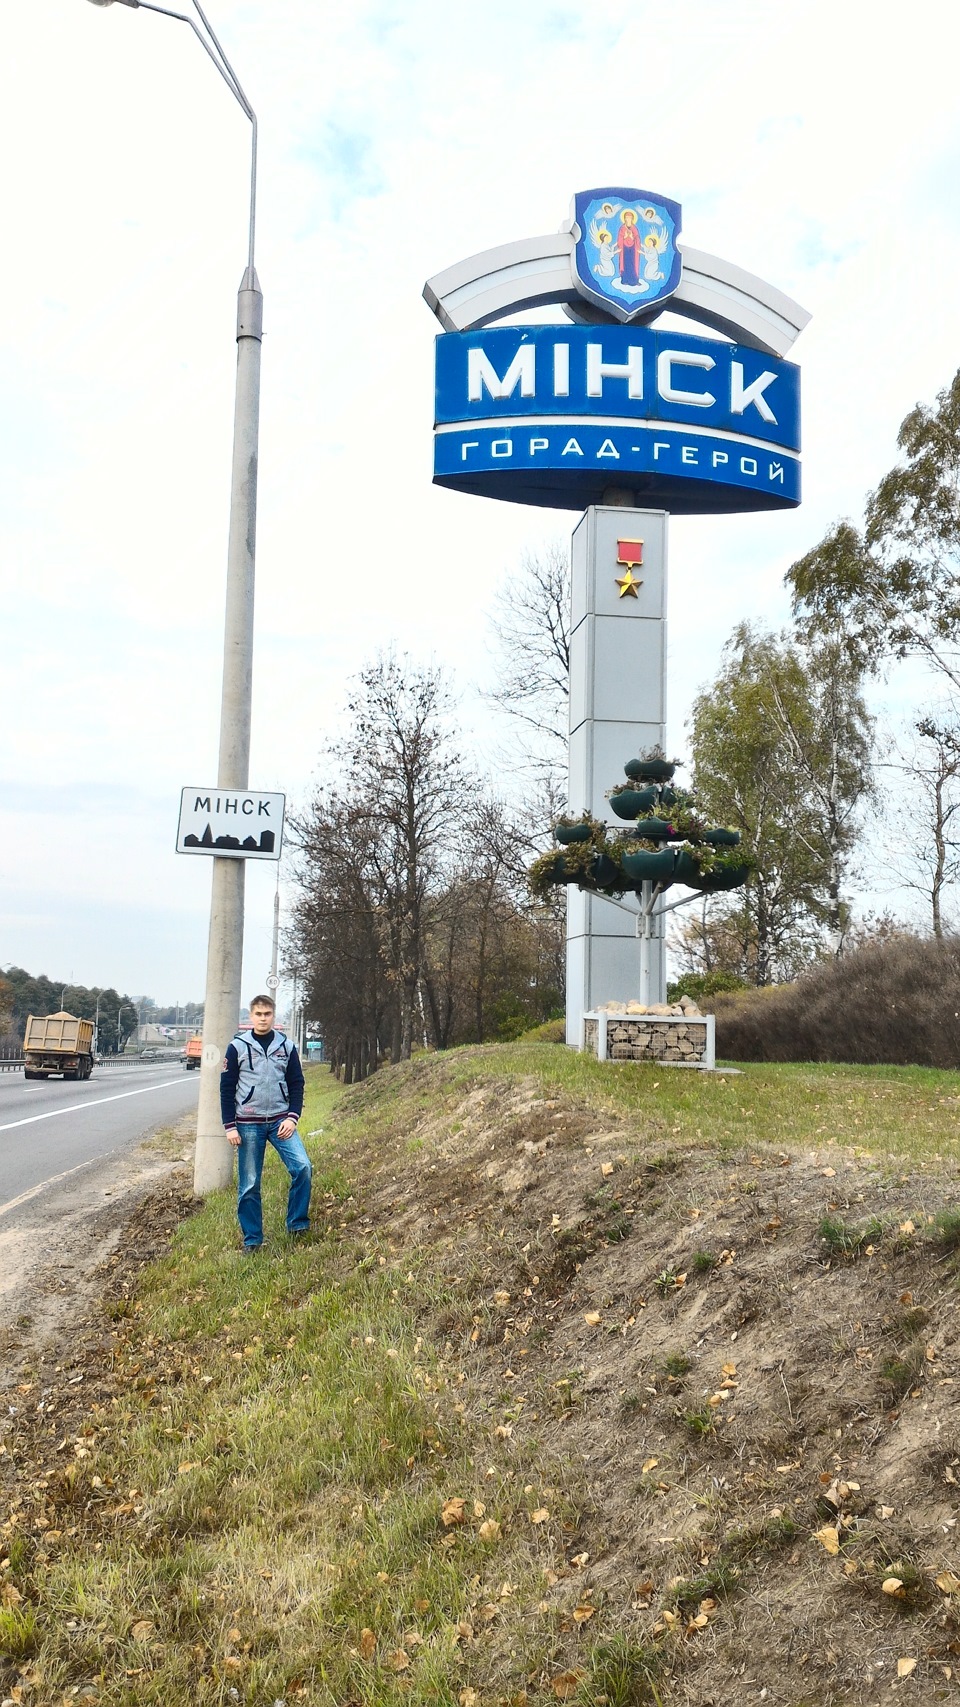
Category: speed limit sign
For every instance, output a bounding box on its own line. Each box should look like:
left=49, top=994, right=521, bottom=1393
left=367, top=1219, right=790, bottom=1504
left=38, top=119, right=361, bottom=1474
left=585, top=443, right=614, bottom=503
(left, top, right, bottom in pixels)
left=266, top=974, right=280, bottom=990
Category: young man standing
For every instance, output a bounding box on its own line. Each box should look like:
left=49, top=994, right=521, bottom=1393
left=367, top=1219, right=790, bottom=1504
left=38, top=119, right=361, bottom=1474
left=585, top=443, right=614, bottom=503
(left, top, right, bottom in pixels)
left=220, top=994, right=310, bottom=1252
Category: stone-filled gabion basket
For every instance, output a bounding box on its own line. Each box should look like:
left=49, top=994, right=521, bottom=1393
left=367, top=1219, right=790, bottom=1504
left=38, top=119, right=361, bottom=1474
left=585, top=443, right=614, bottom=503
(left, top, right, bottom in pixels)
left=583, top=1004, right=715, bottom=1068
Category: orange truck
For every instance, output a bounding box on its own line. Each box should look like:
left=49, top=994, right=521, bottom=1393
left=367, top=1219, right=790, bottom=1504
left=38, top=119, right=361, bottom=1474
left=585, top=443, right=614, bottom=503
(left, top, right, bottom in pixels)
left=183, top=1034, right=203, bottom=1070
left=24, top=1012, right=95, bottom=1081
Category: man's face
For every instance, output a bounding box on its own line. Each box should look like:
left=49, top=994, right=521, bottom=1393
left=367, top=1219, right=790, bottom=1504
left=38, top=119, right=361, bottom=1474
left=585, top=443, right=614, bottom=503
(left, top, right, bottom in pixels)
left=250, top=1004, right=274, bottom=1035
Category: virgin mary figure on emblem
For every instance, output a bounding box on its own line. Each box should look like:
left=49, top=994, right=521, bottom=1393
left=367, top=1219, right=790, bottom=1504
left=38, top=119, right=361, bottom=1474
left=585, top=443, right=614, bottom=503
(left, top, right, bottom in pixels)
left=571, top=187, right=682, bottom=324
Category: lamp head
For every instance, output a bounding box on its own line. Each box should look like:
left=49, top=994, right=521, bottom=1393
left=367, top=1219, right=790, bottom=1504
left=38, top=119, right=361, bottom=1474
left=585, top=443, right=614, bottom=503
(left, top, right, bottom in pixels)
left=87, top=1, right=141, bottom=8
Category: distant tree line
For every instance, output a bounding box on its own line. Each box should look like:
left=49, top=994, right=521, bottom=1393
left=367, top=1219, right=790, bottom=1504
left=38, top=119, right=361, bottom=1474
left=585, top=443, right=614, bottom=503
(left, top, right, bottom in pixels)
left=0, top=967, right=139, bottom=1054
left=142, top=1001, right=204, bottom=1029
left=289, top=655, right=563, bottom=1081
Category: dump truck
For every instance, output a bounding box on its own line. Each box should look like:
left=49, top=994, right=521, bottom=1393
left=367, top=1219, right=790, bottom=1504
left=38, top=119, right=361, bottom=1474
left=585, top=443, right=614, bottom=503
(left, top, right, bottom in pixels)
left=24, top=1012, right=95, bottom=1080
left=182, top=1034, right=203, bottom=1070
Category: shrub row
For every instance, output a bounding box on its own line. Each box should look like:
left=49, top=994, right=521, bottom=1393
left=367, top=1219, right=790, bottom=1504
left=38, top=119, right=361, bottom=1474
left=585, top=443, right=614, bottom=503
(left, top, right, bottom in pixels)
left=705, top=934, right=960, bottom=1068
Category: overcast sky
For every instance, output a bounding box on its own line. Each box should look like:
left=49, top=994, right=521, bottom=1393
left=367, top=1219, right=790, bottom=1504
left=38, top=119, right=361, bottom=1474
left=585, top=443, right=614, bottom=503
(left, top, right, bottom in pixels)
left=2, top=0, right=959, bottom=1005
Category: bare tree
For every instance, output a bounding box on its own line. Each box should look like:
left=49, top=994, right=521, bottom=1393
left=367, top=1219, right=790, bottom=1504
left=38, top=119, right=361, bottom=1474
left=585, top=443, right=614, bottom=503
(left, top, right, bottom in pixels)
left=335, top=654, right=468, bottom=1060
left=288, top=794, right=389, bottom=1082
left=882, top=717, right=960, bottom=938
left=485, top=543, right=571, bottom=780
left=291, top=653, right=567, bottom=1071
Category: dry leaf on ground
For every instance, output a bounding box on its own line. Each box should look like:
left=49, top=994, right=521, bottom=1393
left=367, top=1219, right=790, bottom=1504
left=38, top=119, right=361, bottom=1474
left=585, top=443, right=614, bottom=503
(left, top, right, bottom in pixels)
left=359, top=1628, right=376, bottom=1659
left=897, top=1657, right=918, bottom=1678
left=814, top=1525, right=840, bottom=1555
left=551, top=1672, right=585, bottom=1700
left=441, top=1496, right=467, bottom=1526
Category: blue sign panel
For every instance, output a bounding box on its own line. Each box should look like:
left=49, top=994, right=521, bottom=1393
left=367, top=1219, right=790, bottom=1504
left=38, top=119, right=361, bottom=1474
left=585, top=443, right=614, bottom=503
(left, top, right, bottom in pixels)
left=572, top=186, right=682, bottom=322
left=433, top=324, right=801, bottom=514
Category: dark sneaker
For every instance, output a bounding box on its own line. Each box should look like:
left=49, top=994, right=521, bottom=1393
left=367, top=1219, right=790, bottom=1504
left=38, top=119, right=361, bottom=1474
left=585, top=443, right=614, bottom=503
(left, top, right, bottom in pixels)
left=241, top=1244, right=263, bottom=1256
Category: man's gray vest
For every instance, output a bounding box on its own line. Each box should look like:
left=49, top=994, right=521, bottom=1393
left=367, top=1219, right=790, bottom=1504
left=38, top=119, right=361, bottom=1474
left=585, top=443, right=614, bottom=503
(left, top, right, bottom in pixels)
left=231, top=1030, right=295, bottom=1120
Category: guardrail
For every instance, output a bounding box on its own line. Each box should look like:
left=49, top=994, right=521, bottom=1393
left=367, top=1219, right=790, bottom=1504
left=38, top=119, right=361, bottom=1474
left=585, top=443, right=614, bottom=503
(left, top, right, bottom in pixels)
left=98, top=1055, right=185, bottom=1067
left=0, top=1053, right=186, bottom=1074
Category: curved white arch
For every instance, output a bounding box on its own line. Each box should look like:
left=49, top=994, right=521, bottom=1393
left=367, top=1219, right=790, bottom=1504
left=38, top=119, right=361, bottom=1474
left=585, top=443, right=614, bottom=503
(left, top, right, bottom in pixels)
left=423, top=232, right=810, bottom=359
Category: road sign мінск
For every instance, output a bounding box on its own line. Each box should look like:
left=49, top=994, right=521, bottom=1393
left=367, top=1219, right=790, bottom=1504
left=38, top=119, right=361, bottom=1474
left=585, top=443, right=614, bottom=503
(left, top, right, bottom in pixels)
left=176, top=788, right=285, bottom=860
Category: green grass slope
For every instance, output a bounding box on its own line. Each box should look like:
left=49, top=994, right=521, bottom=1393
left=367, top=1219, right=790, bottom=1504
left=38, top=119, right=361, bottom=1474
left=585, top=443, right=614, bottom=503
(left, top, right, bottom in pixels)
left=3, top=1047, right=960, bottom=1707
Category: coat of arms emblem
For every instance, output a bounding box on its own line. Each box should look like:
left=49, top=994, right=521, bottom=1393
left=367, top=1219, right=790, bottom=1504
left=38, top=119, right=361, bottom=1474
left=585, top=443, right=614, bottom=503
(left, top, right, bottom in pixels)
left=570, top=186, right=682, bottom=324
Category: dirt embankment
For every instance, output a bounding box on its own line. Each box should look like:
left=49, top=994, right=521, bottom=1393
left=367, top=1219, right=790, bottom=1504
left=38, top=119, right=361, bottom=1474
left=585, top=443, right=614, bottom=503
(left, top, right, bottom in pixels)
left=332, top=1063, right=960, bottom=1705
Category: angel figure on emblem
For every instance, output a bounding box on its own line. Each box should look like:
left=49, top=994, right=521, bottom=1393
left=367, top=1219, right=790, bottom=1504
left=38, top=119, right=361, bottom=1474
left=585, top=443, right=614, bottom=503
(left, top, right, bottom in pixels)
left=642, top=225, right=670, bottom=281
left=588, top=213, right=619, bottom=277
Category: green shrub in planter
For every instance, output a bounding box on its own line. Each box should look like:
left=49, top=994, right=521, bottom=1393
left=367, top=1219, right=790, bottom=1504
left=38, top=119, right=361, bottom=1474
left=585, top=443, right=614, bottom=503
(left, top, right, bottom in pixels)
left=621, top=846, right=676, bottom=882
left=632, top=816, right=674, bottom=840
left=702, top=827, right=741, bottom=847
left=555, top=821, right=593, bottom=844
left=529, top=849, right=585, bottom=898
left=691, top=863, right=750, bottom=893
left=673, top=849, right=704, bottom=885
left=624, top=756, right=676, bottom=782
left=589, top=852, right=620, bottom=889
left=610, top=788, right=657, bottom=820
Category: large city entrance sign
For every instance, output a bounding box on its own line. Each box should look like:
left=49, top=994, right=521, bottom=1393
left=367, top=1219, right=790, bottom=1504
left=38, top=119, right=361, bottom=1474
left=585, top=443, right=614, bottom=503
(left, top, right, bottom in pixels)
left=433, top=323, right=800, bottom=512
left=423, top=187, right=810, bottom=1044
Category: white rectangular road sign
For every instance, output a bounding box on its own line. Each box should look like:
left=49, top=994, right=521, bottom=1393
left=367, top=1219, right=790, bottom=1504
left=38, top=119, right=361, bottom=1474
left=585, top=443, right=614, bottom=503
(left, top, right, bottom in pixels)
left=176, top=787, right=285, bottom=860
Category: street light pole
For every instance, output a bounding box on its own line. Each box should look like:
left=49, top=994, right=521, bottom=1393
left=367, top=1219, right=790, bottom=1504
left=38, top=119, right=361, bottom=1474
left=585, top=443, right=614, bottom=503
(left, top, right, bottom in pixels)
left=86, top=0, right=261, bottom=1196
left=270, top=884, right=280, bottom=988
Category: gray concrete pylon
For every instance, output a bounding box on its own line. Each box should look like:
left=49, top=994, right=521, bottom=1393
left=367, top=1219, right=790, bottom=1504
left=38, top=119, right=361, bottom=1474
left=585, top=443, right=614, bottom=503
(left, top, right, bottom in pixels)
left=565, top=502, right=668, bottom=1046
left=194, top=270, right=263, bottom=1197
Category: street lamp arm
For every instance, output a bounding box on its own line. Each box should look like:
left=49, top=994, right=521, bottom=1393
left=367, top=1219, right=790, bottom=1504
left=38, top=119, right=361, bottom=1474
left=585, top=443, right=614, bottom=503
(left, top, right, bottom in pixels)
left=190, top=0, right=255, bottom=121
left=137, top=2, right=252, bottom=119
left=135, top=0, right=258, bottom=271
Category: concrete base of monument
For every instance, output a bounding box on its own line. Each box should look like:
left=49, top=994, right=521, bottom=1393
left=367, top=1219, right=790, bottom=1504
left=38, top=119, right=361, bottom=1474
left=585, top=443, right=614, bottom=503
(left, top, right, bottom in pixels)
left=581, top=1008, right=716, bottom=1070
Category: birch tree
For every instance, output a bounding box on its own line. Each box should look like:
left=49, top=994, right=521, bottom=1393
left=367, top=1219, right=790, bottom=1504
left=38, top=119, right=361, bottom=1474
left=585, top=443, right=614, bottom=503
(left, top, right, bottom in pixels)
left=883, top=718, right=960, bottom=939
left=788, top=370, right=960, bottom=693
left=689, top=624, right=873, bottom=982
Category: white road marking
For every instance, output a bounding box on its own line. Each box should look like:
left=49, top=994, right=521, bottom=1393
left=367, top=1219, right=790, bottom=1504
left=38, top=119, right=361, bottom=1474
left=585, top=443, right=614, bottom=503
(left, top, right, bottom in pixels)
left=0, top=1148, right=119, bottom=1220
left=0, top=1079, right=187, bottom=1134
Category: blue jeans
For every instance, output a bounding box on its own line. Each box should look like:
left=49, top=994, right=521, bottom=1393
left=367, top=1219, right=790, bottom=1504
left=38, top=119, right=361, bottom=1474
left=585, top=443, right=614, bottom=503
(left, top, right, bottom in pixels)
left=236, top=1121, right=312, bottom=1247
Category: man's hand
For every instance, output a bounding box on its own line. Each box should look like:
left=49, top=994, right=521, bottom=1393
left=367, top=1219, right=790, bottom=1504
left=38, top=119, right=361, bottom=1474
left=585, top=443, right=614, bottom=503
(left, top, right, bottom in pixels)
left=277, top=1117, right=297, bottom=1141
left=225, top=1125, right=241, bottom=1149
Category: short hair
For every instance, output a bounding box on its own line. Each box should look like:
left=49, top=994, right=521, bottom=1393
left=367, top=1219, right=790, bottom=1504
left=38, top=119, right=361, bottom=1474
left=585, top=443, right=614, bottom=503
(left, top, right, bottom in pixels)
left=248, top=993, right=276, bottom=1012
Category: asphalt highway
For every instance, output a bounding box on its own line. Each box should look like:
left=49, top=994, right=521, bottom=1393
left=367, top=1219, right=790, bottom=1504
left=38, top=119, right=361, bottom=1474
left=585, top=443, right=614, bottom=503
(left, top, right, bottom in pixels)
left=0, top=1062, right=200, bottom=1218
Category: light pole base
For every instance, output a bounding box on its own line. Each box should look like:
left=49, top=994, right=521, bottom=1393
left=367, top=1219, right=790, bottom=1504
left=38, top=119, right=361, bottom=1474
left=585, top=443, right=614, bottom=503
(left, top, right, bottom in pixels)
left=194, top=855, right=245, bottom=1196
